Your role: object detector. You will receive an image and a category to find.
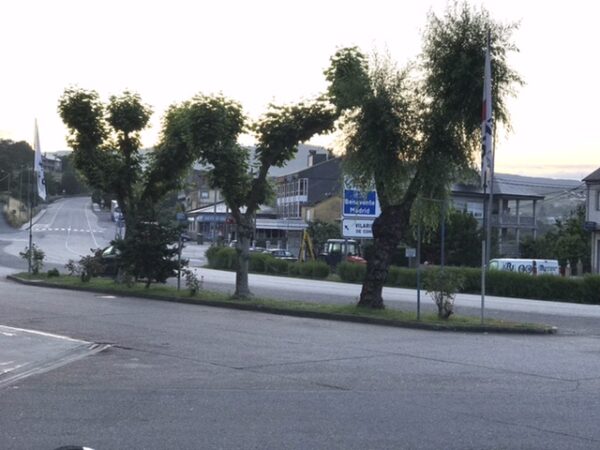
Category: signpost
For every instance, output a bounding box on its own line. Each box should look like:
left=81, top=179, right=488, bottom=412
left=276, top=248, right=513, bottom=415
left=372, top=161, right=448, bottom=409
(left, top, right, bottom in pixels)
left=342, top=219, right=375, bottom=238
left=342, top=184, right=380, bottom=238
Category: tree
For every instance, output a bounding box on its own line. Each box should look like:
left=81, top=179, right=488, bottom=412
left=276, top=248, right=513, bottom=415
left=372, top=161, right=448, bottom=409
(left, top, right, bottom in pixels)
left=307, top=219, right=341, bottom=254
left=59, top=153, right=89, bottom=195
left=420, top=209, right=483, bottom=267
left=325, top=3, right=522, bottom=308
left=58, top=89, right=153, bottom=235
left=58, top=89, right=201, bottom=281
left=159, top=95, right=335, bottom=298
left=115, top=221, right=184, bottom=287
left=521, top=205, right=591, bottom=273
left=0, top=140, right=36, bottom=200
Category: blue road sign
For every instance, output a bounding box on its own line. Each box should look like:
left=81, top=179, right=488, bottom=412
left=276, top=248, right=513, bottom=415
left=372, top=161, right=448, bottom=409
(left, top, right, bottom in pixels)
left=343, top=189, right=379, bottom=217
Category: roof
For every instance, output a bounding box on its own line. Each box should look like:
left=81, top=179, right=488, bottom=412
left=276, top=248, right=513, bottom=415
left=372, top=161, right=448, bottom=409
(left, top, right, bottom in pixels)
left=192, top=144, right=328, bottom=176
left=187, top=201, right=276, bottom=216
left=583, top=167, right=600, bottom=182
left=452, top=177, right=544, bottom=200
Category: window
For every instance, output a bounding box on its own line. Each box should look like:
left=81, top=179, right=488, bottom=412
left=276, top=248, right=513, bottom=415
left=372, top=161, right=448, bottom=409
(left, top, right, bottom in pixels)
left=596, top=190, right=600, bottom=211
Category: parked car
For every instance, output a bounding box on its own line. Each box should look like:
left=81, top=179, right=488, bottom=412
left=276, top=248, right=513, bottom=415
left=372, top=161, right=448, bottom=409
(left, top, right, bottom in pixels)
left=263, top=249, right=296, bottom=261
left=99, top=245, right=121, bottom=276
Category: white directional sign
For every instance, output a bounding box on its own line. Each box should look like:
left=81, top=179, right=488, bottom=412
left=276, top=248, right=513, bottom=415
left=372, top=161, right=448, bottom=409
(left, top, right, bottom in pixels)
left=342, top=219, right=374, bottom=238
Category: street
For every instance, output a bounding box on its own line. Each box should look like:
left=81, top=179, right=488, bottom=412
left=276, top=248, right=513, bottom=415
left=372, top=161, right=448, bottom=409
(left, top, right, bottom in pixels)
left=1, top=278, right=600, bottom=450
left=1, top=196, right=600, bottom=449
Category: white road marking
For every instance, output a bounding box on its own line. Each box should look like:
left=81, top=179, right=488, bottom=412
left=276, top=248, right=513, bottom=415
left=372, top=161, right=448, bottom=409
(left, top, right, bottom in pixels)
left=2, top=325, right=87, bottom=343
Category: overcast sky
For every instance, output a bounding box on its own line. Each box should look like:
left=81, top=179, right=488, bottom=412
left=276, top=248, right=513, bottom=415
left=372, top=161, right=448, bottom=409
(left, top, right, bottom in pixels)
left=1, top=0, right=598, bottom=180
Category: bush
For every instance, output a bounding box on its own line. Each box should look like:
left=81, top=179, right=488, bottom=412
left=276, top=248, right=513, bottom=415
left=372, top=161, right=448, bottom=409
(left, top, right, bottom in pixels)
left=19, top=244, right=45, bottom=274
left=207, top=247, right=238, bottom=270
left=580, top=275, right=600, bottom=304
left=288, top=261, right=330, bottom=279
left=183, top=268, right=203, bottom=296
left=388, top=266, right=418, bottom=288
left=311, top=261, right=330, bottom=279
left=78, top=249, right=106, bottom=282
left=47, top=268, right=60, bottom=278
left=265, top=257, right=289, bottom=275
left=249, top=253, right=270, bottom=273
left=423, top=268, right=465, bottom=319
left=338, top=262, right=366, bottom=283
left=205, top=245, right=221, bottom=266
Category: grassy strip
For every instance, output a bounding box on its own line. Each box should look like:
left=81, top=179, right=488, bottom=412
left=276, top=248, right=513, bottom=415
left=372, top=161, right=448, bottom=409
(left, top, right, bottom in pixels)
left=11, top=273, right=556, bottom=334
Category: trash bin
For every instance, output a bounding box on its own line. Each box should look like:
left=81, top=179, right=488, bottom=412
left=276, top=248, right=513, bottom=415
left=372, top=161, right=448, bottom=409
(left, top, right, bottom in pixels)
left=197, top=233, right=204, bottom=245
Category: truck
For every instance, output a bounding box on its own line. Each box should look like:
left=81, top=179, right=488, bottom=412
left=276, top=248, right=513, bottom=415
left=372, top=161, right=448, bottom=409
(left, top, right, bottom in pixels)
left=319, top=239, right=366, bottom=267
left=489, top=258, right=560, bottom=276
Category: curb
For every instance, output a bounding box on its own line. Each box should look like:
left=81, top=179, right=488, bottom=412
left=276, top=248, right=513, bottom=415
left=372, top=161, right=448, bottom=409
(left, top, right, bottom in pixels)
left=6, top=275, right=558, bottom=335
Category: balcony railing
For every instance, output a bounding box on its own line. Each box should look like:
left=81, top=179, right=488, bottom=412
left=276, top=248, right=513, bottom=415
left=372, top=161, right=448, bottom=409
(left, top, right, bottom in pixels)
left=491, top=214, right=535, bottom=228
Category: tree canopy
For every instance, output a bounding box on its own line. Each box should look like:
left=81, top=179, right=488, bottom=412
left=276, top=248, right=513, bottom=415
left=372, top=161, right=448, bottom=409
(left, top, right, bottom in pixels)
left=324, top=2, right=522, bottom=308
left=159, top=95, right=336, bottom=297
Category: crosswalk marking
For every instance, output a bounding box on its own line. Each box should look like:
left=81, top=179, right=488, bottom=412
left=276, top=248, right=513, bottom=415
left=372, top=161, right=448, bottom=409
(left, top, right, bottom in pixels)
left=32, top=227, right=105, bottom=233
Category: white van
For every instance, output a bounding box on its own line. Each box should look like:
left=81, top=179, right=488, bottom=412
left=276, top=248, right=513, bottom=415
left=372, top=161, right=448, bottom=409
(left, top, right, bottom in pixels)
left=489, top=258, right=560, bottom=276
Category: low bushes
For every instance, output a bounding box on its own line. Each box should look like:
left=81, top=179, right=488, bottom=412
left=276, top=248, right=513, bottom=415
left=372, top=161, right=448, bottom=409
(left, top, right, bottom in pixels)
left=337, top=262, right=600, bottom=304
left=206, top=246, right=329, bottom=279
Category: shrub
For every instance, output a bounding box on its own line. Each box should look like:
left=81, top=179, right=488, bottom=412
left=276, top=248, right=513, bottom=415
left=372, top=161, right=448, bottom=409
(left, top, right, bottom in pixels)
left=64, top=259, right=80, bottom=277
left=423, top=268, right=465, bottom=319
left=205, top=245, right=220, bottom=266
left=207, top=247, right=238, bottom=270
left=183, top=268, right=203, bottom=296
left=249, top=253, right=270, bottom=273
left=338, top=262, right=366, bottom=283
left=265, top=257, right=289, bottom=275
left=389, top=266, right=418, bottom=288
left=47, top=268, right=60, bottom=278
left=288, top=261, right=329, bottom=279
left=311, top=261, right=330, bottom=279
left=78, top=248, right=106, bottom=282
left=19, top=244, right=45, bottom=274
left=579, top=275, right=600, bottom=304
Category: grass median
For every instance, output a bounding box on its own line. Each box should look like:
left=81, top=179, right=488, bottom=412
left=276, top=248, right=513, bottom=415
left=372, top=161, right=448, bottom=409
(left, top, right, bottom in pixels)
left=10, top=272, right=557, bottom=334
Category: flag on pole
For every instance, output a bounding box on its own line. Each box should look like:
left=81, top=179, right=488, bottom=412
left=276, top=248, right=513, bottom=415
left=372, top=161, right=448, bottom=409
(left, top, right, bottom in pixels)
left=481, top=31, right=494, bottom=189
left=34, top=119, right=47, bottom=200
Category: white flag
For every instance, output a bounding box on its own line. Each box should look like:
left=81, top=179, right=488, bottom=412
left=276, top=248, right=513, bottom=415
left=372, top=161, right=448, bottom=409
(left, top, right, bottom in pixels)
left=481, top=32, right=494, bottom=189
left=34, top=120, right=47, bottom=200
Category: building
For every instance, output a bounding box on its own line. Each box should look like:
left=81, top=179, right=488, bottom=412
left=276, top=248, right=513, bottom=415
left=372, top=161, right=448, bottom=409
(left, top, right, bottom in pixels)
left=183, top=145, right=328, bottom=250
left=451, top=180, right=543, bottom=257
left=583, top=168, right=600, bottom=274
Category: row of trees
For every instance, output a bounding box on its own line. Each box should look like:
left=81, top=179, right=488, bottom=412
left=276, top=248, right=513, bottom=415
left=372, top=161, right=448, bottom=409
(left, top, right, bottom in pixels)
left=58, top=3, right=523, bottom=307
left=0, top=140, right=88, bottom=204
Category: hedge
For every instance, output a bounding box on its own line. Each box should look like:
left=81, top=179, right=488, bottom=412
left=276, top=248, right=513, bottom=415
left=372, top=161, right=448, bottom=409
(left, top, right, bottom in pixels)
left=337, top=261, right=600, bottom=304
left=206, top=246, right=330, bottom=279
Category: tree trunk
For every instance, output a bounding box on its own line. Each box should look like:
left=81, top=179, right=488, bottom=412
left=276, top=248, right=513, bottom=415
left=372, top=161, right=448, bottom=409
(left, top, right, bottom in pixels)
left=358, top=204, right=409, bottom=309
left=234, top=216, right=254, bottom=298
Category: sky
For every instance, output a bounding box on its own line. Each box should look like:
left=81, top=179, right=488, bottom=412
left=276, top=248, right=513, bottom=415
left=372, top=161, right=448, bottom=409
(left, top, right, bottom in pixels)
left=1, top=0, right=599, bottom=180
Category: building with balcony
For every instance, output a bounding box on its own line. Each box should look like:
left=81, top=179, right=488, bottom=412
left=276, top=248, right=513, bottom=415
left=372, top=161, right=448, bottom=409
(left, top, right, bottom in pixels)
left=451, top=181, right=543, bottom=257
left=583, top=168, right=600, bottom=274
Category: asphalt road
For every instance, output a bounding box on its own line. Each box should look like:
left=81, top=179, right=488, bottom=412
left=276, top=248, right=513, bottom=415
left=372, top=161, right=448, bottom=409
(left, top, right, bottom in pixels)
left=1, top=278, right=600, bottom=450
left=2, top=197, right=600, bottom=449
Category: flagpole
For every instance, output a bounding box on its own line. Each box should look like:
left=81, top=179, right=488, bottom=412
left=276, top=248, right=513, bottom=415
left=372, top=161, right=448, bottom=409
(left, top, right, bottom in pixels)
left=480, top=30, right=493, bottom=324
left=29, top=119, right=47, bottom=273
left=28, top=163, right=33, bottom=273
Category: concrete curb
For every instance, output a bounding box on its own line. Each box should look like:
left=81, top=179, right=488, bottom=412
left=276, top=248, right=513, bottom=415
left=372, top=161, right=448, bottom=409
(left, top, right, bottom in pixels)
left=6, top=275, right=558, bottom=335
